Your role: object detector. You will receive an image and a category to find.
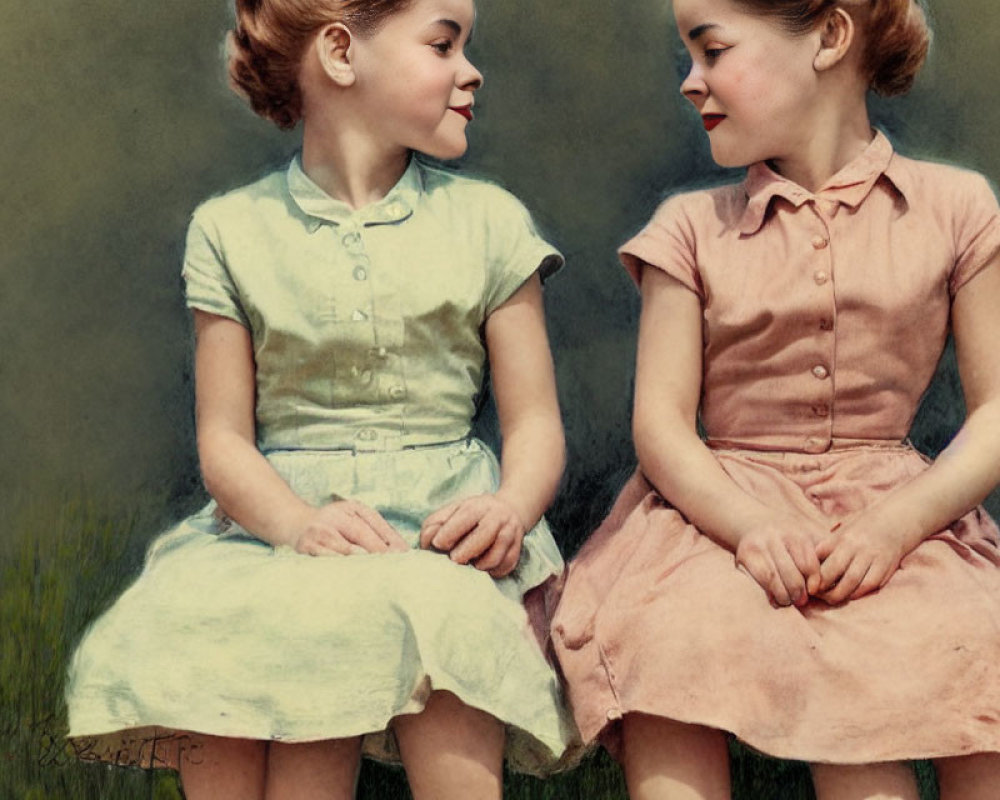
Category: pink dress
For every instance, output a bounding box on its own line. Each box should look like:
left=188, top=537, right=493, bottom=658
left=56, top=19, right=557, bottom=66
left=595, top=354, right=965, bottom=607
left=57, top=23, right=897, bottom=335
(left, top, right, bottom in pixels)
left=551, top=133, right=1000, bottom=763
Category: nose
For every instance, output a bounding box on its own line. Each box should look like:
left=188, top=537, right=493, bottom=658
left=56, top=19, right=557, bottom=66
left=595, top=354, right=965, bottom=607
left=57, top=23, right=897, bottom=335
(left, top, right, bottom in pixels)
left=679, top=63, right=707, bottom=106
left=460, top=54, right=484, bottom=91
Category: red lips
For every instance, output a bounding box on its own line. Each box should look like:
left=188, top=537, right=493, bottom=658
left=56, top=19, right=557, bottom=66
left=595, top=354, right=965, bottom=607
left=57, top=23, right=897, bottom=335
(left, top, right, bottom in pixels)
left=450, top=106, right=473, bottom=121
left=702, top=114, right=725, bottom=131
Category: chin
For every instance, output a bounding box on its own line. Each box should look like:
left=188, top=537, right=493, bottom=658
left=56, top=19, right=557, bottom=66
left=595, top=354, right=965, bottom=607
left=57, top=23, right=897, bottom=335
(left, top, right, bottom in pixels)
left=708, top=144, right=756, bottom=169
left=421, top=142, right=469, bottom=161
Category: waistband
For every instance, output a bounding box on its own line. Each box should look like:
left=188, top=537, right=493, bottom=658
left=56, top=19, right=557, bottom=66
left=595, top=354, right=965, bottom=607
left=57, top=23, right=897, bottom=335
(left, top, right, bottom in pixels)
left=707, top=437, right=914, bottom=458
left=263, top=433, right=477, bottom=457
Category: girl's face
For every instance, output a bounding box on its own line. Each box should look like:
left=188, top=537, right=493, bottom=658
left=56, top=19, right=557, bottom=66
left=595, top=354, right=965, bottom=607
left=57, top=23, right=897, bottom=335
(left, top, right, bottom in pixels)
left=349, top=0, right=482, bottom=160
left=673, top=0, right=823, bottom=168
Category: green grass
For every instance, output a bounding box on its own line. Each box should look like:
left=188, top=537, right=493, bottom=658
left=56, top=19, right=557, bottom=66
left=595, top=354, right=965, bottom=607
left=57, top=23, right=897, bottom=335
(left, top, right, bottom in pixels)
left=1, top=491, right=938, bottom=799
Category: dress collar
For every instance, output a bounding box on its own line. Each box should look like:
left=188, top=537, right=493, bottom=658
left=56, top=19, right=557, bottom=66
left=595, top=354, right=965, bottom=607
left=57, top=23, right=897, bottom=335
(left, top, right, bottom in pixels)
left=738, top=130, right=911, bottom=235
left=286, top=154, right=422, bottom=231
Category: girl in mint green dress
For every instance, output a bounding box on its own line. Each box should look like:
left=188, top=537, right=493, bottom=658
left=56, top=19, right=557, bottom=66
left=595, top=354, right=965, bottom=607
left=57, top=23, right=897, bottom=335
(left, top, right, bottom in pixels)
left=65, top=0, right=575, bottom=796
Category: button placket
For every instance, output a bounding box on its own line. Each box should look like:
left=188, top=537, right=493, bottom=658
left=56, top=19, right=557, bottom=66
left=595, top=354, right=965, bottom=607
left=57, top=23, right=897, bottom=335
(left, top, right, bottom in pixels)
left=337, top=224, right=376, bottom=325
left=804, top=203, right=836, bottom=442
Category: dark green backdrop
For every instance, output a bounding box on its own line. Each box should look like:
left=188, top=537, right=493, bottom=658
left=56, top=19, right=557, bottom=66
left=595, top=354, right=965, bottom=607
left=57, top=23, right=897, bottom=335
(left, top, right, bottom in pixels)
left=2, top=0, right=999, bottom=517
left=2, top=0, right=999, bottom=796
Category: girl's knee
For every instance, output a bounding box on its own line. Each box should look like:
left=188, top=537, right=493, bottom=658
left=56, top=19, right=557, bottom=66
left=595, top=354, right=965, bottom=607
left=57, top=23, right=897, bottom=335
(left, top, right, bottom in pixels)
left=809, top=761, right=919, bottom=800
left=934, top=752, right=1000, bottom=800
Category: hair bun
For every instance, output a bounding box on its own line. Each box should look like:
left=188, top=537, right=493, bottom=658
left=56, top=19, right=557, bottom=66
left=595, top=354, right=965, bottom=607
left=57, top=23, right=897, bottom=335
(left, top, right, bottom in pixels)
left=226, top=14, right=301, bottom=130
left=866, top=0, right=931, bottom=97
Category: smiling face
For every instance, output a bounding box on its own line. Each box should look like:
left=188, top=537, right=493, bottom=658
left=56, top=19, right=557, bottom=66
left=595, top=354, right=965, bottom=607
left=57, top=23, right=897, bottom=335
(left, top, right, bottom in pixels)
left=673, top=0, right=824, bottom=168
left=349, top=0, right=482, bottom=160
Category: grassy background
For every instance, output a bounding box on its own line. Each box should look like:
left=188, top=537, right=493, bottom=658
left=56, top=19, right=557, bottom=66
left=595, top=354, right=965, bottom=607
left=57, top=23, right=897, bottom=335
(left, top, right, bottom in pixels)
left=1, top=483, right=950, bottom=799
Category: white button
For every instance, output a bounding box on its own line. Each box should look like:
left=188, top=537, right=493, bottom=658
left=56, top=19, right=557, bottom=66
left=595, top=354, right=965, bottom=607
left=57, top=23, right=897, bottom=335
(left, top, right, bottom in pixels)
left=812, top=365, right=829, bottom=379
left=351, top=309, right=368, bottom=321
left=355, top=429, right=378, bottom=442
left=388, top=385, right=406, bottom=400
left=353, top=266, right=368, bottom=281
left=342, top=232, right=361, bottom=247
left=814, top=270, right=829, bottom=285
left=811, top=236, right=829, bottom=250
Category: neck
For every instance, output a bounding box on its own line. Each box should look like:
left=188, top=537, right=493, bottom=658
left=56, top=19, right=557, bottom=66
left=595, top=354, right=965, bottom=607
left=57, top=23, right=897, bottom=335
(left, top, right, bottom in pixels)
left=768, top=94, right=873, bottom=193
left=300, top=110, right=411, bottom=210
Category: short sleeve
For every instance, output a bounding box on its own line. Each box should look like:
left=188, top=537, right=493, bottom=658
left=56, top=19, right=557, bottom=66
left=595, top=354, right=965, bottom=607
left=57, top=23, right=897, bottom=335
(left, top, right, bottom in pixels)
left=618, top=193, right=704, bottom=299
left=950, top=172, right=1000, bottom=296
left=484, top=190, right=564, bottom=316
left=181, top=206, right=250, bottom=327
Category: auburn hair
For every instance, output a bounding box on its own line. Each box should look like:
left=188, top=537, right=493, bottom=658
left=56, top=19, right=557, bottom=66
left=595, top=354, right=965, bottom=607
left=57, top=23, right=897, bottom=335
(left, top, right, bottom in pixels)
left=732, top=0, right=931, bottom=96
left=227, top=0, right=412, bottom=129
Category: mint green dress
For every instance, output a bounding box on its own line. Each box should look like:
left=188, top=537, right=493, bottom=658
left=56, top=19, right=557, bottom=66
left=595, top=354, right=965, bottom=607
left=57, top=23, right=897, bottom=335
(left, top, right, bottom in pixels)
left=65, top=157, right=576, bottom=774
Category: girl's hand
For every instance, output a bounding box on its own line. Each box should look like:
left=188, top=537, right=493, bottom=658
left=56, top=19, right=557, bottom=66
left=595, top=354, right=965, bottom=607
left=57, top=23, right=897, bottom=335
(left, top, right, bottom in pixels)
left=419, top=494, right=527, bottom=578
left=815, top=512, right=908, bottom=604
left=293, top=500, right=408, bottom=557
left=734, top=513, right=823, bottom=607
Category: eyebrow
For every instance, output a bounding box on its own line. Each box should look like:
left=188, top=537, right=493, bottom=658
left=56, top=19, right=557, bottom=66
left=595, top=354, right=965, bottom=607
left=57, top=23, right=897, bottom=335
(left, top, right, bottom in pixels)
left=427, top=15, right=475, bottom=44
left=687, top=23, right=720, bottom=41
left=433, top=18, right=463, bottom=37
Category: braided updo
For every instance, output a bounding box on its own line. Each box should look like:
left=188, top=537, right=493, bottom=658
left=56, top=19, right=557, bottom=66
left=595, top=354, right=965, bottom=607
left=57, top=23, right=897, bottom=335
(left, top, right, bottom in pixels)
left=227, top=0, right=411, bottom=129
left=731, top=0, right=931, bottom=97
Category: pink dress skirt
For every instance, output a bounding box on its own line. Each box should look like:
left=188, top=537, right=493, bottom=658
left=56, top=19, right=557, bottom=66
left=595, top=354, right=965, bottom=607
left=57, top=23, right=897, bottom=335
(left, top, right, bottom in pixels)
left=552, top=136, right=1000, bottom=763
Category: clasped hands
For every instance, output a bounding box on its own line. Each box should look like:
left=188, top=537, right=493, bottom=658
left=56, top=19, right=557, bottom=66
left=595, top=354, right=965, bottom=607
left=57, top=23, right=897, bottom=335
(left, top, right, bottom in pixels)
left=291, top=494, right=527, bottom=578
left=734, top=508, right=910, bottom=608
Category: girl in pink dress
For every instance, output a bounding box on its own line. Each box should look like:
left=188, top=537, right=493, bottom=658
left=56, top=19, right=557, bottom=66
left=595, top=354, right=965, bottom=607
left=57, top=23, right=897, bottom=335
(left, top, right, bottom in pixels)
left=552, top=1, right=1000, bottom=797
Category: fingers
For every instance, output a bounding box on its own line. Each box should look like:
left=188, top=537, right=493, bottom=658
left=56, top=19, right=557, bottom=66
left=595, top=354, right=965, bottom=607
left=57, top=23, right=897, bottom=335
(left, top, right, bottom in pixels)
left=449, top=514, right=502, bottom=564
left=788, top=537, right=822, bottom=599
left=354, top=504, right=409, bottom=552
left=770, top=546, right=807, bottom=607
left=817, top=538, right=853, bottom=593
left=737, top=548, right=790, bottom=607
left=419, top=502, right=458, bottom=549
left=425, top=502, right=482, bottom=552
left=815, top=534, right=837, bottom=562
left=333, top=507, right=393, bottom=554
left=820, top=556, right=871, bottom=605
left=849, top=560, right=888, bottom=601
left=420, top=495, right=526, bottom=576
left=296, top=500, right=406, bottom=557
left=472, top=522, right=521, bottom=575
left=296, top=528, right=357, bottom=557
left=736, top=537, right=807, bottom=607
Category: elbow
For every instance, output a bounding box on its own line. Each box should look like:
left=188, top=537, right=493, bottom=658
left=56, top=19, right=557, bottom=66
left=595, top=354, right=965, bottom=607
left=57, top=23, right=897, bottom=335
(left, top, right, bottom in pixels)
left=196, top=425, right=244, bottom=501
left=632, top=405, right=694, bottom=476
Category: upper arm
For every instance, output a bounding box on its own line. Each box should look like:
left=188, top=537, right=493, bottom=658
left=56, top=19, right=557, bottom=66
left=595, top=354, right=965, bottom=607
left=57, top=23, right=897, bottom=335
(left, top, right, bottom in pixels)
left=483, top=274, right=561, bottom=436
left=193, top=309, right=257, bottom=447
left=633, top=265, right=704, bottom=440
left=953, top=254, right=1000, bottom=414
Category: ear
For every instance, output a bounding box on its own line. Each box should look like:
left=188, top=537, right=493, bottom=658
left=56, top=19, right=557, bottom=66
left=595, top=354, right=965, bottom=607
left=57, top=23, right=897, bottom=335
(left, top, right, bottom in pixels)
left=315, top=22, right=356, bottom=87
left=813, top=7, right=855, bottom=72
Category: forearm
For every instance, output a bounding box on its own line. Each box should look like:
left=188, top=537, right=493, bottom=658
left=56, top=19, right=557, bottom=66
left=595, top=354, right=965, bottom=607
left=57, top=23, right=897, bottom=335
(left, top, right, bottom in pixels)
left=871, top=401, right=1000, bottom=551
left=198, top=427, right=313, bottom=547
left=634, top=413, right=777, bottom=552
left=495, top=411, right=565, bottom=530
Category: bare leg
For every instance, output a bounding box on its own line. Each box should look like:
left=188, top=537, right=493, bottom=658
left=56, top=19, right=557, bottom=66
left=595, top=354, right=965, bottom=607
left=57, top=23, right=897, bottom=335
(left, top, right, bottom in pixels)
left=394, top=690, right=504, bottom=800
left=621, top=713, right=731, bottom=800
left=934, top=752, right=1000, bottom=800
left=810, top=762, right=919, bottom=800
left=179, top=735, right=266, bottom=800
left=265, top=737, right=362, bottom=800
